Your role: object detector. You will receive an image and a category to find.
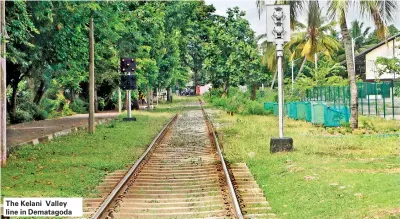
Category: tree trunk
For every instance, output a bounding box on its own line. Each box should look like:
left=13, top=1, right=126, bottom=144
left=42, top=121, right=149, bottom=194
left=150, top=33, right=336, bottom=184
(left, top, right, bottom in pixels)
left=194, top=70, right=198, bottom=95
left=295, top=57, right=307, bottom=80
left=251, top=84, right=257, bottom=100
left=223, top=74, right=230, bottom=97
left=34, top=79, right=45, bottom=104
left=94, top=88, right=99, bottom=112
left=167, top=87, right=171, bottom=102
left=0, top=0, right=6, bottom=166
left=10, top=82, right=18, bottom=116
left=118, top=88, right=121, bottom=113
left=147, top=86, right=150, bottom=108
left=340, top=14, right=358, bottom=129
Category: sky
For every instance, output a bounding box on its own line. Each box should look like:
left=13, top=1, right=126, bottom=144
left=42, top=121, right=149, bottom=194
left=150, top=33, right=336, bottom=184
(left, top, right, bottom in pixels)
left=204, top=0, right=400, bottom=37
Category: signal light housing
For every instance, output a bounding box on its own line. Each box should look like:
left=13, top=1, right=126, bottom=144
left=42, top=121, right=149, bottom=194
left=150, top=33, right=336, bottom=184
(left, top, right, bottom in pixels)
left=120, top=57, right=136, bottom=73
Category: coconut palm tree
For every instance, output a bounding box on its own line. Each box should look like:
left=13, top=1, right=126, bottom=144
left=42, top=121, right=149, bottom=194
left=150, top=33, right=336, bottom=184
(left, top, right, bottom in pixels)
left=328, top=0, right=398, bottom=129
left=350, top=20, right=372, bottom=54
left=287, top=1, right=341, bottom=80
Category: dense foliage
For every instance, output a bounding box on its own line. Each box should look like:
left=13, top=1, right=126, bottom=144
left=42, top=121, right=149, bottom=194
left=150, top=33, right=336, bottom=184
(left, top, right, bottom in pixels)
left=5, top=1, right=399, bottom=126
left=5, top=1, right=266, bottom=124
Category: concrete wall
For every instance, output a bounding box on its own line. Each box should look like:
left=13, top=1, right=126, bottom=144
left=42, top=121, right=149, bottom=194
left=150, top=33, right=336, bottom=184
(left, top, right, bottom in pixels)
left=365, top=38, right=400, bottom=80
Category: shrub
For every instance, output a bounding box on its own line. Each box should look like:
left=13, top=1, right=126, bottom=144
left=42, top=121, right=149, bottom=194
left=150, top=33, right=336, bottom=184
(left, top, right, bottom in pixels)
left=10, top=110, right=33, bottom=124
left=62, top=103, right=74, bottom=116
left=33, top=109, right=48, bottom=120
left=70, top=98, right=88, bottom=114
left=19, top=102, right=48, bottom=121
left=245, top=101, right=268, bottom=115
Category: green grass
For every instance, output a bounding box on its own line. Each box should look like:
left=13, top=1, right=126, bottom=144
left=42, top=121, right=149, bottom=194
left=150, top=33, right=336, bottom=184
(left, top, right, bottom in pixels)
left=1, top=110, right=174, bottom=198
left=210, top=109, right=400, bottom=219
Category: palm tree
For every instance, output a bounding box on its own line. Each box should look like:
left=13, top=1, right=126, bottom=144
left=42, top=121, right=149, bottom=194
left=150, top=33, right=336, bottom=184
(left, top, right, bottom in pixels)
left=287, top=1, right=341, bottom=80
left=350, top=20, right=372, bottom=54
left=328, top=0, right=398, bottom=129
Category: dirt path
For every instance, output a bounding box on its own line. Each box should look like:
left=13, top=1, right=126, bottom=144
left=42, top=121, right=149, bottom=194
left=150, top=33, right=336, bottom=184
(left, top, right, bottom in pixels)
left=6, top=111, right=120, bottom=148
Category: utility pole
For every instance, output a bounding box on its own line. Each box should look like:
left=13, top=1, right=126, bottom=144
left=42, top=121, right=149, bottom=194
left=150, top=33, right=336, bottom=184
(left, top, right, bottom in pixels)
left=1, top=0, right=7, bottom=166
left=88, top=16, right=95, bottom=134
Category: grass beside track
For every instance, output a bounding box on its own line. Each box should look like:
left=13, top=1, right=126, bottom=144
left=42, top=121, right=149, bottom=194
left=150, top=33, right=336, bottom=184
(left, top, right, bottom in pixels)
left=210, top=109, right=400, bottom=219
left=1, top=110, right=175, bottom=198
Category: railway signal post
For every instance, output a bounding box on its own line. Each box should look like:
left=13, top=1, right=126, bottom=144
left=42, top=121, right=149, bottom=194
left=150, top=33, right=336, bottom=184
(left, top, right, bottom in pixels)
left=266, top=5, right=293, bottom=153
left=120, top=57, right=137, bottom=121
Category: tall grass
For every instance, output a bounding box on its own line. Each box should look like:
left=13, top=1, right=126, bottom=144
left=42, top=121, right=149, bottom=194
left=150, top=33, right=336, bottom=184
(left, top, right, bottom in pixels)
left=203, top=87, right=276, bottom=115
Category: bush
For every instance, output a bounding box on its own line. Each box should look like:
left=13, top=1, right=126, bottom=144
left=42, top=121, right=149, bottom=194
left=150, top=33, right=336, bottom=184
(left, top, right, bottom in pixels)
left=206, top=87, right=274, bottom=116
left=70, top=98, right=88, bottom=114
left=19, top=102, right=48, bottom=121
left=245, top=101, right=268, bottom=115
left=33, top=109, right=48, bottom=120
left=10, top=110, right=33, bottom=124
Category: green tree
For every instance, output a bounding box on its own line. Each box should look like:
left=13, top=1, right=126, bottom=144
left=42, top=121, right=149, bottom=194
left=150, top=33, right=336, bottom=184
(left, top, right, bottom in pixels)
left=205, top=7, right=259, bottom=97
left=287, top=1, right=341, bottom=80
left=5, top=1, right=38, bottom=118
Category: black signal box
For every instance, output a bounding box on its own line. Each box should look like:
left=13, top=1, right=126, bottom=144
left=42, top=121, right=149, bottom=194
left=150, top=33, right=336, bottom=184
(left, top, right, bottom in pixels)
left=120, top=74, right=137, bottom=90
left=120, top=57, right=136, bottom=73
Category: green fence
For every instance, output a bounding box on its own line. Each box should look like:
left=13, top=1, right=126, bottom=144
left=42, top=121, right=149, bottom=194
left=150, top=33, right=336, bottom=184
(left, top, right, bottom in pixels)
left=305, top=81, right=400, bottom=119
left=264, top=101, right=350, bottom=127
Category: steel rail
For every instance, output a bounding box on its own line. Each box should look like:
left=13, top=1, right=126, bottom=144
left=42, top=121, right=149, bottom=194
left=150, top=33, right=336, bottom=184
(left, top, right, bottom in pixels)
left=91, top=114, right=178, bottom=219
left=200, top=103, right=244, bottom=219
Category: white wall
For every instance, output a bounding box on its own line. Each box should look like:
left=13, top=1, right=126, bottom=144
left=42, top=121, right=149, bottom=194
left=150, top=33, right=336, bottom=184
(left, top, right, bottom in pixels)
left=365, top=38, right=400, bottom=80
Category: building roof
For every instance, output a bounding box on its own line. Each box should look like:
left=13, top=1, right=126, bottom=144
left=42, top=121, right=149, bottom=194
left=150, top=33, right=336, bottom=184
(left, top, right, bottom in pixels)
left=341, top=33, right=400, bottom=66
left=340, top=33, right=400, bottom=80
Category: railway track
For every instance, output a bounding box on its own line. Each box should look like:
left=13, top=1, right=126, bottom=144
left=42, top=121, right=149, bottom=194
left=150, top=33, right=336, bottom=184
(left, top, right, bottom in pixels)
left=90, top=104, right=243, bottom=219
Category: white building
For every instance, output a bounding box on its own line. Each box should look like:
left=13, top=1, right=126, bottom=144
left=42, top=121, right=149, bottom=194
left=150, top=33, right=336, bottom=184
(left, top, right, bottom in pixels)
left=353, top=33, right=400, bottom=81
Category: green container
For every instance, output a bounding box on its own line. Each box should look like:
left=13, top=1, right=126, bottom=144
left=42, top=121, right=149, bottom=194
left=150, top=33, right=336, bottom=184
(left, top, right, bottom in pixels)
left=296, top=102, right=308, bottom=120
left=311, top=102, right=325, bottom=125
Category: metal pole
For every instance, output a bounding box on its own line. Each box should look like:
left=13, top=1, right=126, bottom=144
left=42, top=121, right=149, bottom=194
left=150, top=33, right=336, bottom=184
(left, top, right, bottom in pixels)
left=1, top=0, right=7, bottom=166
left=277, top=40, right=284, bottom=138
left=127, top=85, right=131, bottom=118
left=352, top=37, right=356, bottom=71
left=367, top=83, right=370, bottom=115
left=361, top=83, right=364, bottom=115
left=375, top=82, right=378, bottom=116
left=314, top=53, right=317, bottom=69
left=383, top=83, right=386, bottom=118
left=88, top=16, right=95, bottom=134
left=392, top=80, right=395, bottom=119
left=291, top=60, right=294, bottom=92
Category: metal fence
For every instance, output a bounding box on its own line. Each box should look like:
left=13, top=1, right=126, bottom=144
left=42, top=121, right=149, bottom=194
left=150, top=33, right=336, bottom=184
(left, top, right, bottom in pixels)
left=304, top=81, right=400, bottom=119
left=264, top=101, right=350, bottom=127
